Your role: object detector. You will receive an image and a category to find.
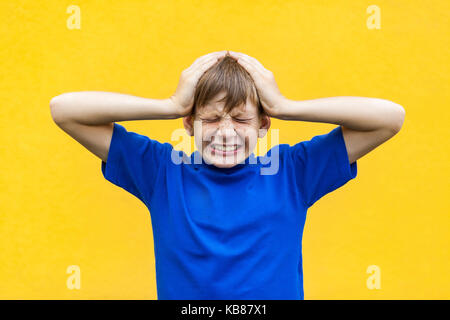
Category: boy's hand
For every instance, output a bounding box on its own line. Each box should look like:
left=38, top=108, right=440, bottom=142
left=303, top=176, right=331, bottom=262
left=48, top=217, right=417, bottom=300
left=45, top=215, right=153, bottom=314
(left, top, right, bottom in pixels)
left=228, top=51, right=287, bottom=117
left=170, top=51, right=227, bottom=117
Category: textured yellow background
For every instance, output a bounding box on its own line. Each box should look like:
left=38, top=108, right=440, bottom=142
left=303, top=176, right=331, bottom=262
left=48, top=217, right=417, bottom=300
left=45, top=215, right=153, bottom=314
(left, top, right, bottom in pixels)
left=0, top=0, right=448, bottom=299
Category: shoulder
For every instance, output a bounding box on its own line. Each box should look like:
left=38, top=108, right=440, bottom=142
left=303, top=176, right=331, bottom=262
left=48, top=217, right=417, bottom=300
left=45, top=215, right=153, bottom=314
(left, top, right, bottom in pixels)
left=111, top=123, right=174, bottom=162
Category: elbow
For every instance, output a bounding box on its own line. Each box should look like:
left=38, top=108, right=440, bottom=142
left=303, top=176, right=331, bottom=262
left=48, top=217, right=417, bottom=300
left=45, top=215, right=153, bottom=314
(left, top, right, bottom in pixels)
left=389, top=102, right=405, bottom=134
left=50, top=95, right=67, bottom=124
left=49, top=95, right=60, bottom=110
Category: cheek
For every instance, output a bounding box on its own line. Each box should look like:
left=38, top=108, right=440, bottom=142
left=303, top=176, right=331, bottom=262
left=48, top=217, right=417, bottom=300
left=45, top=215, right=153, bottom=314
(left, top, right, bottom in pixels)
left=198, top=125, right=217, bottom=145
left=239, top=125, right=259, bottom=144
left=197, top=123, right=259, bottom=146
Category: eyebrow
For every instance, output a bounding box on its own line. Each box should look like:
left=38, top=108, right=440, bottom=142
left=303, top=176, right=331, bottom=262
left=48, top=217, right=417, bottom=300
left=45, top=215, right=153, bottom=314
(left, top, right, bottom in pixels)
left=198, top=108, right=252, bottom=118
left=199, top=114, right=254, bottom=120
left=198, top=112, right=220, bottom=118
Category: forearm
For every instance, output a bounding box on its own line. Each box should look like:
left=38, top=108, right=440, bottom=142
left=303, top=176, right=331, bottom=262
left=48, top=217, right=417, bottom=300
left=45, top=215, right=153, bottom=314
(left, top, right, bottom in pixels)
left=50, top=91, right=179, bottom=125
left=275, top=96, right=405, bottom=132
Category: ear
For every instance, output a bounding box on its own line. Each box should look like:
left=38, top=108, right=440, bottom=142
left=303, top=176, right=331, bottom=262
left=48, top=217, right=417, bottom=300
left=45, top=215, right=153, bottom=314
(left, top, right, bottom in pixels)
left=258, top=114, right=271, bottom=138
left=183, top=115, right=195, bottom=136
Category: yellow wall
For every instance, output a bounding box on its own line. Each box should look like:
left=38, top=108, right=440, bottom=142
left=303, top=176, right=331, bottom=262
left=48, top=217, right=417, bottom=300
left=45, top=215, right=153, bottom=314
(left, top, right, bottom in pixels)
left=0, top=0, right=448, bottom=299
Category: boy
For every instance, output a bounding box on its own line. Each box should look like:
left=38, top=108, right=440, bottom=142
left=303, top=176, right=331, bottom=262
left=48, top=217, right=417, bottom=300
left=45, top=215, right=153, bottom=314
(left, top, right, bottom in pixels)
left=50, top=50, right=405, bottom=299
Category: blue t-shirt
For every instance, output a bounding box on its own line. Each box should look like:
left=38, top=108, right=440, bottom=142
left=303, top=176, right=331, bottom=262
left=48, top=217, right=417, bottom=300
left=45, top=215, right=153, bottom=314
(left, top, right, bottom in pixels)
left=101, top=123, right=357, bottom=300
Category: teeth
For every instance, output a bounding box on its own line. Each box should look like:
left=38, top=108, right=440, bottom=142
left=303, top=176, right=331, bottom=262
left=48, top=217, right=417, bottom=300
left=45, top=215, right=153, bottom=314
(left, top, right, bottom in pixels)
left=213, top=145, right=238, bottom=151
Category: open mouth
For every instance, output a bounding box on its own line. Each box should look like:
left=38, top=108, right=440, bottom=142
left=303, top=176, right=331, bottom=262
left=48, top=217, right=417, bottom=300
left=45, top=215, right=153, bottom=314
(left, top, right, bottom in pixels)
left=210, top=144, right=243, bottom=156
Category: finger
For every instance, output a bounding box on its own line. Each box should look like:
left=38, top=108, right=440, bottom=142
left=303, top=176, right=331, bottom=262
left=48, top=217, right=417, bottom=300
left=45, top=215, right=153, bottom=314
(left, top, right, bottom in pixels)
left=186, top=55, right=221, bottom=79
left=231, top=54, right=264, bottom=79
left=188, top=51, right=227, bottom=70
left=232, top=51, right=266, bottom=69
left=197, top=51, right=226, bottom=62
left=235, top=58, right=263, bottom=82
left=197, top=55, right=222, bottom=72
left=185, top=53, right=223, bottom=74
left=239, top=55, right=270, bottom=76
left=229, top=51, right=270, bottom=75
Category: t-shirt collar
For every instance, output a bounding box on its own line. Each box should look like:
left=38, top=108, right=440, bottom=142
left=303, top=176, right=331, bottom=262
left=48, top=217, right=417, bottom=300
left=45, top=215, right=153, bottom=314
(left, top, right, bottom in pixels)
left=191, top=151, right=258, bottom=174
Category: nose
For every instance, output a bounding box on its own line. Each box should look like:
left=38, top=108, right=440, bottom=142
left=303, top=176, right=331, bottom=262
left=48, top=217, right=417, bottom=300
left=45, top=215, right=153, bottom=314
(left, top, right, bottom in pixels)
left=214, top=117, right=237, bottom=143
left=217, top=116, right=235, bottom=130
left=218, top=116, right=234, bottom=132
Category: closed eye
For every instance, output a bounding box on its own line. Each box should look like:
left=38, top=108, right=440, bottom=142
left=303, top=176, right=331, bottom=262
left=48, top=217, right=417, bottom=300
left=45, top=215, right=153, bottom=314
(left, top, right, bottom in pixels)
left=201, top=118, right=219, bottom=123
left=201, top=117, right=251, bottom=123
left=233, top=118, right=251, bottom=123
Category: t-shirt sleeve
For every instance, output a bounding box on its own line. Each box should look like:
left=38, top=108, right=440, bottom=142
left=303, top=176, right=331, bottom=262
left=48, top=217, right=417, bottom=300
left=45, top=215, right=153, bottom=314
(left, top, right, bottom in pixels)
left=287, top=125, right=357, bottom=208
left=101, top=122, right=172, bottom=203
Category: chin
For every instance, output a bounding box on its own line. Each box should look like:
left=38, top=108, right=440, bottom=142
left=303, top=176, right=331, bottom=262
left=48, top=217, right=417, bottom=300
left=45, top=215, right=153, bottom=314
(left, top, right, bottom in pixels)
left=211, top=161, right=239, bottom=168
left=204, top=152, right=246, bottom=168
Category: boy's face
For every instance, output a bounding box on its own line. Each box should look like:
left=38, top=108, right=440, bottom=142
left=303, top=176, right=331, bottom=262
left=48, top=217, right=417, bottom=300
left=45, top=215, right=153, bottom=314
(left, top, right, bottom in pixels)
left=183, top=91, right=270, bottom=168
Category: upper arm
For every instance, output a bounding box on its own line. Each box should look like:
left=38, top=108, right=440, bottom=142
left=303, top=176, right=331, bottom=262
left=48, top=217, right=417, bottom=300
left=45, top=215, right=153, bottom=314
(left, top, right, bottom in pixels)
left=50, top=96, right=114, bottom=162
left=341, top=125, right=401, bottom=164
left=51, top=100, right=172, bottom=203
left=51, top=115, right=114, bottom=163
